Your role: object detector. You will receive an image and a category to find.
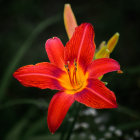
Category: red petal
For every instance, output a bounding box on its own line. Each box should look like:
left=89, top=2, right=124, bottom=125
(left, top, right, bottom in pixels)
left=45, top=37, right=65, bottom=69
left=13, top=62, right=65, bottom=90
left=87, top=58, right=120, bottom=78
left=64, top=23, right=95, bottom=69
left=75, top=78, right=117, bottom=109
left=47, top=92, right=74, bottom=133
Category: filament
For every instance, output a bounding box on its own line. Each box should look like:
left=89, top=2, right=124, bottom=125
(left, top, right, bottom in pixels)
left=65, top=60, right=79, bottom=88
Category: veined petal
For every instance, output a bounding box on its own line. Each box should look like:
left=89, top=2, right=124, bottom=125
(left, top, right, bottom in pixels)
left=45, top=37, right=65, bottom=69
left=65, top=23, right=95, bottom=69
left=87, top=58, right=120, bottom=78
left=64, top=4, right=78, bottom=39
left=13, top=62, right=65, bottom=90
left=47, top=91, right=74, bottom=133
left=75, top=78, right=117, bottom=109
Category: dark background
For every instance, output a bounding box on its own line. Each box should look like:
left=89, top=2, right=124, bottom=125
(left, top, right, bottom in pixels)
left=0, top=0, right=140, bottom=140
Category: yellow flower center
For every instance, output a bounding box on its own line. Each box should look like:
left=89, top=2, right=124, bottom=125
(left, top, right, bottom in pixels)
left=60, top=61, right=88, bottom=94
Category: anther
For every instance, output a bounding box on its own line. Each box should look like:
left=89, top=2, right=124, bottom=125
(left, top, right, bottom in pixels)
left=65, top=64, right=70, bottom=72
left=74, top=59, right=77, bottom=71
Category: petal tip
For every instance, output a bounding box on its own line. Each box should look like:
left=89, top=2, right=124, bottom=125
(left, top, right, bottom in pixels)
left=47, top=117, right=57, bottom=134
left=81, top=23, right=94, bottom=29
left=113, top=103, right=118, bottom=108
left=13, top=69, right=20, bottom=80
left=64, top=3, right=71, bottom=8
left=115, top=104, right=118, bottom=108
left=13, top=71, right=16, bottom=78
left=115, top=32, right=120, bottom=37
left=45, top=37, right=59, bottom=47
left=111, top=97, right=118, bottom=108
left=47, top=124, right=56, bottom=134
left=80, top=23, right=95, bottom=39
left=117, top=70, right=123, bottom=74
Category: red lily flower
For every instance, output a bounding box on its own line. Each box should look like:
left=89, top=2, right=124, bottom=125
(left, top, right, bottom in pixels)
left=13, top=23, right=120, bottom=133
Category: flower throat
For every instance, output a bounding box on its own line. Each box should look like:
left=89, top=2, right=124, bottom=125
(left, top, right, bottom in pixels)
left=65, top=60, right=79, bottom=88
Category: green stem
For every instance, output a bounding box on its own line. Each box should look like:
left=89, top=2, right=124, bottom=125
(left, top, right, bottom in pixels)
left=59, top=123, right=67, bottom=140
left=65, top=103, right=81, bottom=140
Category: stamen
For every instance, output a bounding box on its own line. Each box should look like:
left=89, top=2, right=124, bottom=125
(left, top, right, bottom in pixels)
left=73, top=60, right=78, bottom=85
left=74, top=59, right=77, bottom=68
left=65, top=61, right=74, bottom=87
left=65, top=60, right=79, bottom=88
left=68, top=71, right=74, bottom=87
left=64, top=64, right=68, bottom=69
left=73, top=70, right=78, bottom=85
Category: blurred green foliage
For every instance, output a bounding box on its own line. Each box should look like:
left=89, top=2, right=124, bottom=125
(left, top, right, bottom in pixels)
left=0, top=0, right=140, bottom=140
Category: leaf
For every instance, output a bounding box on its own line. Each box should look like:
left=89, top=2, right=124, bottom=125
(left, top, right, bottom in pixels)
left=5, top=108, right=36, bottom=140
left=0, top=13, right=61, bottom=101
left=117, top=105, right=140, bottom=119
left=23, top=116, right=46, bottom=138
left=117, top=121, right=140, bottom=130
left=0, top=99, right=48, bottom=110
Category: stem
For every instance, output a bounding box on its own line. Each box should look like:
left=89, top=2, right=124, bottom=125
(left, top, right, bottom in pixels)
left=65, top=103, right=81, bottom=140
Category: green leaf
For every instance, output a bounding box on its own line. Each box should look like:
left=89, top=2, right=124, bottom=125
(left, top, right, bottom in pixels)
left=0, top=99, right=48, bottom=110
left=117, top=121, right=140, bottom=130
left=0, top=13, right=61, bottom=101
left=5, top=108, right=36, bottom=140
left=23, top=116, right=47, bottom=138
left=116, top=105, right=140, bottom=119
